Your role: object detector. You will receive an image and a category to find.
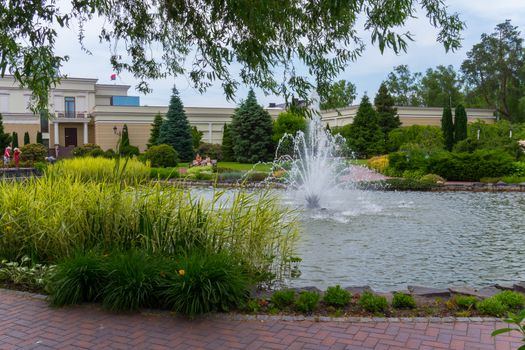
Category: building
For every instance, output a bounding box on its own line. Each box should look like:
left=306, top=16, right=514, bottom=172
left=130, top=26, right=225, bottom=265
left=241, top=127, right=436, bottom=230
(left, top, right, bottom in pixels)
left=0, top=76, right=283, bottom=153
left=0, top=75, right=497, bottom=155
left=321, top=105, right=496, bottom=128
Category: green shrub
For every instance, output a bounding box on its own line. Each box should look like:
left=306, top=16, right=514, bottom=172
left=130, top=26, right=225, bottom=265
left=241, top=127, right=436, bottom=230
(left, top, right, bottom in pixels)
left=218, top=171, right=244, bottom=182
left=402, top=169, right=425, bottom=180
left=20, top=143, right=47, bottom=163
left=512, top=162, right=525, bottom=176
left=494, top=291, right=525, bottom=309
left=323, top=285, right=351, bottom=308
left=271, top=289, right=296, bottom=309
left=101, top=250, right=165, bottom=312
left=420, top=174, right=446, bottom=183
left=144, top=144, right=179, bottom=168
left=161, top=251, right=250, bottom=317
left=87, top=149, right=105, bottom=157
left=72, top=144, right=102, bottom=157
left=388, top=151, right=429, bottom=173
left=480, top=177, right=501, bottom=183
left=246, top=171, right=269, bottom=182
left=359, top=292, right=388, bottom=313
left=295, top=291, right=320, bottom=313
left=454, top=295, right=478, bottom=309
left=104, top=149, right=117, bottom=158
left=427, top=150, right=514, bottom=181
left=476, top=297, right=509, bottom=316
left=501, top=176, right=525, bottom=184
left=120, top=145, right=140, bottom=157
left=392, top=293, right=416, bottom=309
left=198, top=142, right=222, bottom=161
left=47, top=252, right=107, bottom=306
left=387, top=125, right=444, bottom=153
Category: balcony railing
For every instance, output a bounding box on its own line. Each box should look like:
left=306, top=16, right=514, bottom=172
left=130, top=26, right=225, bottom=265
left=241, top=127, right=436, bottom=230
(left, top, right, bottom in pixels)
left=55, top=111, right=88, bottom=119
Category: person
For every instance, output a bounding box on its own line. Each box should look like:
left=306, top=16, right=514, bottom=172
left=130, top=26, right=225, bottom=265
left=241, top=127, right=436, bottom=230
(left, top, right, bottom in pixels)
left=204, top=155, right=211, bottom=166
left=193, top=153, right=202, bottom=166
left=3, top=146, right=11, bottom=168
left=45, top=156, right=56, bottom=164
left=13, top=148, right=21, bottom=169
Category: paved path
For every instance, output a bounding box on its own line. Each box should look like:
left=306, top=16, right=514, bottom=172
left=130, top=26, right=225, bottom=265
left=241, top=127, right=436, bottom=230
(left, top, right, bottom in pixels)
left=0, top=289, right=521, bottom=350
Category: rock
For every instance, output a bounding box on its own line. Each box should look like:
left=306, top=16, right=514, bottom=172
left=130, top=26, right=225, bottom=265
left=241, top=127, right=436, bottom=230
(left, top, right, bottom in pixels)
left=408, top=286, right=451, bottom=298
left=449, top=287, right=479, bottom=297
left=513, top=282, right=525, bottom=293
left=496, top=181, right=507, bottom=185
left=344, top=286, right=372, bottom=295
left=249, top=288, right=272, bottom=299
left=293, top=286, right=323, bottom=295
left=495, top=283, right=514, bottom=291
left=476, top=286, right=500, bottom=298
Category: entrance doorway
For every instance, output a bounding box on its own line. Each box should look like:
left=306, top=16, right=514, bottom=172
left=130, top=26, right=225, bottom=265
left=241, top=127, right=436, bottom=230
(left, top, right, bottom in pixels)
left=64, top=128, right=78, bottom=147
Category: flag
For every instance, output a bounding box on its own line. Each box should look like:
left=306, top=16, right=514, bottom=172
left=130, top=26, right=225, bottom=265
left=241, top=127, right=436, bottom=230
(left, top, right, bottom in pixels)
left=110, top=73, right=117, bottom=81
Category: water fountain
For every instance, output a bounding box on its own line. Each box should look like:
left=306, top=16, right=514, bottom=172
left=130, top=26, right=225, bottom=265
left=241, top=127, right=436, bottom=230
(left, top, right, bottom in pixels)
left=273, top=95, right=348, bottom=209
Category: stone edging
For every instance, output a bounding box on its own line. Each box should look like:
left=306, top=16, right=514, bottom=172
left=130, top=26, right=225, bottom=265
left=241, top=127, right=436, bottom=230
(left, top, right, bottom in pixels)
left=206, top=313, right=501, bottom=323
left=0, top=288, right=504, bottom=323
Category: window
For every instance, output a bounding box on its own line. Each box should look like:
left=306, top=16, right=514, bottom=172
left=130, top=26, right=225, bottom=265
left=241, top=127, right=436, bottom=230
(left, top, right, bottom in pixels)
left=0, top=93, right=9, bottom=113
left=64, top=97, right=75, bottom=118
left=40, top=111, right=49, bottom=133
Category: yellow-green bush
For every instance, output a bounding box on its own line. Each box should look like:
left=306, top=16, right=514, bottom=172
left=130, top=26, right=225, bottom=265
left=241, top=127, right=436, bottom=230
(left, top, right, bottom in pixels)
left=47, top=157, right=150, bottom=183
left=367, top=155, right=389, bottom=174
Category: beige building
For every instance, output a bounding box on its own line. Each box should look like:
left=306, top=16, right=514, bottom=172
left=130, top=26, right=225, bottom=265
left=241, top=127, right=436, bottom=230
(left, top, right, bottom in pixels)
left=0, top=76, right=282, bottom=153
left=321, top=105, right=496, bottom=128
left=0, top=75, right=497, bottom=155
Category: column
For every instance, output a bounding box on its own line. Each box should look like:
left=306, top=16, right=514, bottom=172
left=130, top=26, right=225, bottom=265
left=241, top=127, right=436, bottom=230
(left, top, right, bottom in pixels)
left=208, top=123, right=213, bottom=143
left=83, top=123, right=88, bottom=144
left=53, top=122, right=59, bottom=145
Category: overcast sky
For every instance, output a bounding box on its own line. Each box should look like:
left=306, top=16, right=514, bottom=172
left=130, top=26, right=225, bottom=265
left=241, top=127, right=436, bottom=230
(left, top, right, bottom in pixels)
left=55, top=0, right=525, bottom=108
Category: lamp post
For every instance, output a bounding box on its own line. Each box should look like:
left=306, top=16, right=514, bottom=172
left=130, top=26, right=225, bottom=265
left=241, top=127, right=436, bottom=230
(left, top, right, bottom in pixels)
left=509, top=127, right=513, bottom=139
left=477, top=126, right=481, bottom=141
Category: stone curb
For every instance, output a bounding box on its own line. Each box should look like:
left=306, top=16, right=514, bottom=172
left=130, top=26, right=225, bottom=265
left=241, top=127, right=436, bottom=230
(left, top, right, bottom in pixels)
left=206, top=313, right=501, bottom=323
left=0, top=288, right=506, bottom=323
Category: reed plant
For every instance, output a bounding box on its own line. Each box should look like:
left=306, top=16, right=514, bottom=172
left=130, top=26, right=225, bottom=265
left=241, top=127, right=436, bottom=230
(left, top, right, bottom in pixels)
left=0, top=176, right=298, bottom=282
left=46, top=157, right=150, bottom=184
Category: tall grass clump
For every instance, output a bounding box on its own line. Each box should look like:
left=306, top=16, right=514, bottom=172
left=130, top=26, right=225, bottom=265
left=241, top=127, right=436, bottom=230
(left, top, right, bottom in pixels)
left=47, top=157, right=150, bottom=184
left=0, top=176, right=298, bottom=282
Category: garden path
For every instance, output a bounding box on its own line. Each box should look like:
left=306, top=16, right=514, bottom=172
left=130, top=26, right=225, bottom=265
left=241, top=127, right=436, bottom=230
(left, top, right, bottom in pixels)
left=0, top=289, right=520, bottom=350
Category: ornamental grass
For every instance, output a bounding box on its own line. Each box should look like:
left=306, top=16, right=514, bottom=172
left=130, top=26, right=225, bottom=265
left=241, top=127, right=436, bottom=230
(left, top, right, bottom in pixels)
left=0, top=174, right=298, bottom=281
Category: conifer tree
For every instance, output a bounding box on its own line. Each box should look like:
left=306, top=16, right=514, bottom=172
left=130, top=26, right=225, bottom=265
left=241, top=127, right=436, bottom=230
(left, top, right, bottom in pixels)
left=191, top=126, right=203, bottom=150
left=158, top=87, right=194, bottom=161
left=454, top=104, right=468, bottom=143
left=36, top=131, right=43, bottom=144
left=121, top=124, right=130, bottom=148
left=374, top=82, right=401, bottom=140
left=230, top=89, right=274, bottom=163
left=147, top=113, right=163, bottom=149
left=441, top=106, right=454, bottom=151
left=23, top=131, right=30, bottom=145
left=221, top=123, right=234, bottom=161
left=11, top=132, right=19, bottom=148
left=346, top=95, right=384, bottom=158
left=0, top=114, right=12, bottom=150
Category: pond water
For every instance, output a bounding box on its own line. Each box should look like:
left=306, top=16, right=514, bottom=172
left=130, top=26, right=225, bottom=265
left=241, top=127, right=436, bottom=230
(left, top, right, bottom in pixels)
left=285, top=190, right=525, bottom=291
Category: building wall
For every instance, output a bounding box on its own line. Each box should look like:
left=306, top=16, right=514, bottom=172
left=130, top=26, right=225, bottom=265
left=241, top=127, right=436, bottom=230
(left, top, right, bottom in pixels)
left=321, top=106, right=497, bottom=127
left=3, top=123, right=41, bottom=144
left=91, top=105, right=283, bottom=151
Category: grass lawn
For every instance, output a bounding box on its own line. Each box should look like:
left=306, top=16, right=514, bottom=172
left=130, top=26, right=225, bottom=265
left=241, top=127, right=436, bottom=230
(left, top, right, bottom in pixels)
left=347, top=159, right=368, bottom=166
left=172, top=161, right=273, bottom=173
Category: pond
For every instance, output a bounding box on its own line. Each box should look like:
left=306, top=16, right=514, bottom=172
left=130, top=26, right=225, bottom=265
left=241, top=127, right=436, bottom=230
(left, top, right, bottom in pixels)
left=286, top=190, right=525, bottom=291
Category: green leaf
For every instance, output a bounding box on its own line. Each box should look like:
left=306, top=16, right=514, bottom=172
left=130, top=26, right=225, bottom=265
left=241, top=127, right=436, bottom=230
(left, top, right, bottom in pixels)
left=491, top=328, right=515, bottom=336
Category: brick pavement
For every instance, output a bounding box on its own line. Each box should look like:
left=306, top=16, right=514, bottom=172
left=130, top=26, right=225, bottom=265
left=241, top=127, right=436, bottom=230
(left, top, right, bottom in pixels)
left=0, top=289, right=522, bottom=350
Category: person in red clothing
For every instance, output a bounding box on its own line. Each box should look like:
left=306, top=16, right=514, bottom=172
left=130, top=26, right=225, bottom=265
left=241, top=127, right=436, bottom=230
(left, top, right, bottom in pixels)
left=3, top=146, right=11, bottom=168
left=13, top=148, right=21, bottom=169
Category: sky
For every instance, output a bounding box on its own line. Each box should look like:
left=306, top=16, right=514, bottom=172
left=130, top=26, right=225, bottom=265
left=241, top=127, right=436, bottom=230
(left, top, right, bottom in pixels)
left=54, top=0, right=525, bottom=108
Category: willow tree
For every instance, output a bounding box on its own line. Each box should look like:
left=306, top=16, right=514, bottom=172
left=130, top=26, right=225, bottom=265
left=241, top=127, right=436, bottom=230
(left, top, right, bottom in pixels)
left=1, top=1, right=463, bottom=111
